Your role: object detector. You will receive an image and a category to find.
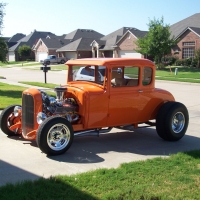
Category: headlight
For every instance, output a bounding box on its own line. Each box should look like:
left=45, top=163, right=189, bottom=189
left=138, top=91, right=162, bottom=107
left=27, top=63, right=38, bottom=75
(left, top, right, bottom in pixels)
left=14, top=106, right=22, bottom=117
left=37, top=112, right=47, bottom=124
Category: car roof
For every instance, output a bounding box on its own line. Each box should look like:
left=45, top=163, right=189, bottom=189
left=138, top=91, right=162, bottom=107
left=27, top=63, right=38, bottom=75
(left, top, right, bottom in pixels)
left=66, top=58, right=155, bottom=68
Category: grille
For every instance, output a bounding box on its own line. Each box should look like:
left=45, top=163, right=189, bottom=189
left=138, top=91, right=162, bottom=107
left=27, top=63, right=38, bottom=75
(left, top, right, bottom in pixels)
left=22, top=94, right=34, bottom=136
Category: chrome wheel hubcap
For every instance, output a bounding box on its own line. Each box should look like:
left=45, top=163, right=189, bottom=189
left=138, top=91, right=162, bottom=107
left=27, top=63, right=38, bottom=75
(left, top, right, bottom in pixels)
left=47, top=123, right=70, bottom=151
left=172, top=112, right=185, bottom=133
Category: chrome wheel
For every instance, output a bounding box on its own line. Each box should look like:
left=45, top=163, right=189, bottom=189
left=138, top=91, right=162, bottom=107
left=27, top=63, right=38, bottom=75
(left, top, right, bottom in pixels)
left=47, top=123, right=71, bottom=151
left=172, top=112, right=185, bottom=133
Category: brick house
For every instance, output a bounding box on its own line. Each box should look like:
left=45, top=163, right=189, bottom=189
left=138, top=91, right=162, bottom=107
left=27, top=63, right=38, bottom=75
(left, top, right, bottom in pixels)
left=170, top=13, right=200, bottom=59
left=8, top=30, right=56, bottom=61
left=172, top=27, right=200, bottom=59
left=34, top=29, right=104, bottom=61
left=32, top=36, right=68, bottom=61
left=57, top=27, right=148, bottom=59
left=85, top=27, right=148, bottom=59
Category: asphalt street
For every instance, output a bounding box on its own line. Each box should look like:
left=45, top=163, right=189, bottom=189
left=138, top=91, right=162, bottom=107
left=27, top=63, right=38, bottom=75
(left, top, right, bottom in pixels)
left=0, top=66, right=200, bottom=186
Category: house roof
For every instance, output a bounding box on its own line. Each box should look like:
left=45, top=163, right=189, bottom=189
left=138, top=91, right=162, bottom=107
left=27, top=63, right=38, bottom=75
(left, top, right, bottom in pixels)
left=64, top=29, right=104, bottom=41
left=39, top=38, right=70, bottom=49
left=100, top=27, right=135, bottom=40
left=57, top=38, right=96, bottom=52
left=9, top=30, right=57, bottom=51
left=175, top=26, right=200, bottom=40
left=170, top=13, right=200, bottom=38
left=9, top=41, right=28, bottom=51
left=8, top=33, right=26, bottom=42
left=96, top=27, right=148, bottom=50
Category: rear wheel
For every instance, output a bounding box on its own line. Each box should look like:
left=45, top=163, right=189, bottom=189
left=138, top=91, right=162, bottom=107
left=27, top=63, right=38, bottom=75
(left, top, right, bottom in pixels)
left=36, top=116, right=74, bottom=155
left=156, top=102, right=189, bottom=141
left=0, top=105, right=21, bottom=136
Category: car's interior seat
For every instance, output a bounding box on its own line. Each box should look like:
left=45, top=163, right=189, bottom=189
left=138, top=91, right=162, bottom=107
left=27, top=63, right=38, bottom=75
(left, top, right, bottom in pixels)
left=126, top=79, right=138, bottom=86
left=111, top=78, right=127, bottom=86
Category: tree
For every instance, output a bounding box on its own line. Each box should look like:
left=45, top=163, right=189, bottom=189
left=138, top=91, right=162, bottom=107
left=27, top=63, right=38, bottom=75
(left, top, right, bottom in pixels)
left=18, top=45, right=32, bottom=59
left=136, top=17, right=177, bottom=67
left=0, top=3, right=8, bottom=62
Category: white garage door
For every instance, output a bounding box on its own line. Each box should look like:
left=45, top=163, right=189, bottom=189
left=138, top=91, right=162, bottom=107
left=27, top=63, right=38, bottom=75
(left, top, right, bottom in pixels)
left=36, top=52, right=48, bottom=62
left=8, top=51, right=15, bottom=61
left=119, top=50, right=142, bottom=58
left=65, top=52, right=77, bottom=59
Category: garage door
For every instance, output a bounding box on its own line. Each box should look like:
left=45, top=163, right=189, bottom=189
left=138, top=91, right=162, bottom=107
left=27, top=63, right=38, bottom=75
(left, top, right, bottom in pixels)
left=119, top=50, right=142, bottom=58
left=36, top=52, right=48, bottom=62
left=8, top=51, right=15, bottom=61
left=65, top=52, right=77, bottom=59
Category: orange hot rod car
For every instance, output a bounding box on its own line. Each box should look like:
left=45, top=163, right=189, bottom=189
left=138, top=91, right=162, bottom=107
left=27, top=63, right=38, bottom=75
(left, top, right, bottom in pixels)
left=0, top=58, right=189, bottom=155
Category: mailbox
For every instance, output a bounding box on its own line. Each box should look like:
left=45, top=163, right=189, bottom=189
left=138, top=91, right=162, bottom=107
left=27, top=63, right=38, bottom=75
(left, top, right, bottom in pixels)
left=40, top=64, right=51, bottom=83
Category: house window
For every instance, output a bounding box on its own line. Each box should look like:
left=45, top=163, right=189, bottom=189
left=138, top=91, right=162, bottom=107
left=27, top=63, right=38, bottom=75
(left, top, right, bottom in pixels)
left=183, top=42, right=195, bottom=46
left=182, top=48, right=195, bottom=59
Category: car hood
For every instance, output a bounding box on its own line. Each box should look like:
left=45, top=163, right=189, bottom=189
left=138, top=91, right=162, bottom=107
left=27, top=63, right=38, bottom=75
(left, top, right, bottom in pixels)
left=66, top=82, right=105, bottom=94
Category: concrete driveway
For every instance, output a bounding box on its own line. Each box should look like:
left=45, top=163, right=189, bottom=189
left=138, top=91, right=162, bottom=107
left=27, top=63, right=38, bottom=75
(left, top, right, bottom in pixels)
left=0, top=67, right=200, bottom=186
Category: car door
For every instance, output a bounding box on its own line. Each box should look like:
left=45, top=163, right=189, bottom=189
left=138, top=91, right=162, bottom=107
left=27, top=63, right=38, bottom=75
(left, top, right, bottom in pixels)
left=107, top=66, right=155, bottom=126
left=107, top=66, right=141, bottom=126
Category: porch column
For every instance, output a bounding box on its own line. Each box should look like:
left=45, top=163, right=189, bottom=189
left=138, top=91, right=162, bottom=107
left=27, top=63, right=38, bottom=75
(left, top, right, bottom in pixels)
left=92, top=47, right=95, bottom=58
left=97, top=45, right=99, bottom=58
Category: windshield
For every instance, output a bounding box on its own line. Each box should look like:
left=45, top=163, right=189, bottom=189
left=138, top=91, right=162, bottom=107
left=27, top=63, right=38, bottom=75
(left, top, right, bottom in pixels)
left=69, top=65, right=106, bottom=85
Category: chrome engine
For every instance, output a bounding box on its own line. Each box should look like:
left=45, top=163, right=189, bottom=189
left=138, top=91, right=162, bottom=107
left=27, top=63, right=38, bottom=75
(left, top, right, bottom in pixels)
left=40, top=87, right=79, bottom=123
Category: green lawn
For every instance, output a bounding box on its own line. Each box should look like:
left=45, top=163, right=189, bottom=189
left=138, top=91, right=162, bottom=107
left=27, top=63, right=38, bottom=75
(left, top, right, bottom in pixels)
left=0, top=83, right=26, bottom=109
left=0, top=150, right=200, bottom=199
left=156, top=67, right=200, bottom=79
left=0, top=82, right=56, bottom=109
left=0, top=61, right=40, bottom=68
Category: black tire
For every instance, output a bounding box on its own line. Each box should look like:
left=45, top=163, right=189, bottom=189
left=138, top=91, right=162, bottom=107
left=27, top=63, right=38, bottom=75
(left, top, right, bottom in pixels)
left=0, top=105, right=21, bottom=136
left=156, top=102, right=189, bottom=141
left=36, top=116, right=74, bottom=156
left=60, top=60, right=65, bottom=64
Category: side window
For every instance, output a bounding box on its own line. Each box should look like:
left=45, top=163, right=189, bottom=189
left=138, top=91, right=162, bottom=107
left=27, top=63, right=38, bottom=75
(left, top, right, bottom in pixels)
left=111, top=66, right=139, bottom=87
left=51, top=56, right=56, bottom=59
left=142, top=67, right=152, bottom=85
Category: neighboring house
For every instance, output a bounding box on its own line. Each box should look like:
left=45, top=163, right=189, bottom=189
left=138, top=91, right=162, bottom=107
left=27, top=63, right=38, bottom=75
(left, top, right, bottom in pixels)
left=90, top=27, right=148, bottom=58
left=172, top=27, right=200, bottom=59
left=4, top=33, right=26, bottom=48
left=170, top=13, right=200, bottom=59
left=8, top=30, right=56, bottom=61
left=35, top=29, right=104, bottom=61
left=57, top=27, right=148, bottom=59
left=33, top=37, right=68, bottom=61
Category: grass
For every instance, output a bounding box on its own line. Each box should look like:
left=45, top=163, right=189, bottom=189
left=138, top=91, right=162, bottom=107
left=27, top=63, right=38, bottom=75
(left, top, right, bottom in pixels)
left=0, top=82, right=56, bottom=109
left=0, top=83, right=27, bottom=109
left=0, top=61, right=40, bottom=68
left=0, top=150, right=200, bottom=199
left=19, top=82, right=59, bottom=89
left=156, top=67, right=200, bottom=83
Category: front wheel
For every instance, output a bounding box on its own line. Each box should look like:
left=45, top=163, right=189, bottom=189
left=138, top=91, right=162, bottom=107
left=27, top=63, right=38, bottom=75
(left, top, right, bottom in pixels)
left=0, top=105, right=22, bottom=136
left=36, top=116, right=74, bottom=155
left=156, top=102, right=189, bottom=141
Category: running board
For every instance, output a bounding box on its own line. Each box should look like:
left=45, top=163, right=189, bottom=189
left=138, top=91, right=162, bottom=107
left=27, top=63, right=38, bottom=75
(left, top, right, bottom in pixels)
left=74, top=127, right=112, bottom=137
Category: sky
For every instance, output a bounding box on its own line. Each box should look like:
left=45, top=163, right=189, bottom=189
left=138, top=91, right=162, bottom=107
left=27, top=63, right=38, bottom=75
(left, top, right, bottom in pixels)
left=2, top=0, right=200, bottom=37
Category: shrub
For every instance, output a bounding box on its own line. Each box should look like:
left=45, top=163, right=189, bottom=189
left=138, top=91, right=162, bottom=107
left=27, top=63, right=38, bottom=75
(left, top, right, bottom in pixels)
left=161, top=56, right=178, bottom=66
left=191, top=58, right=198, bottom=67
